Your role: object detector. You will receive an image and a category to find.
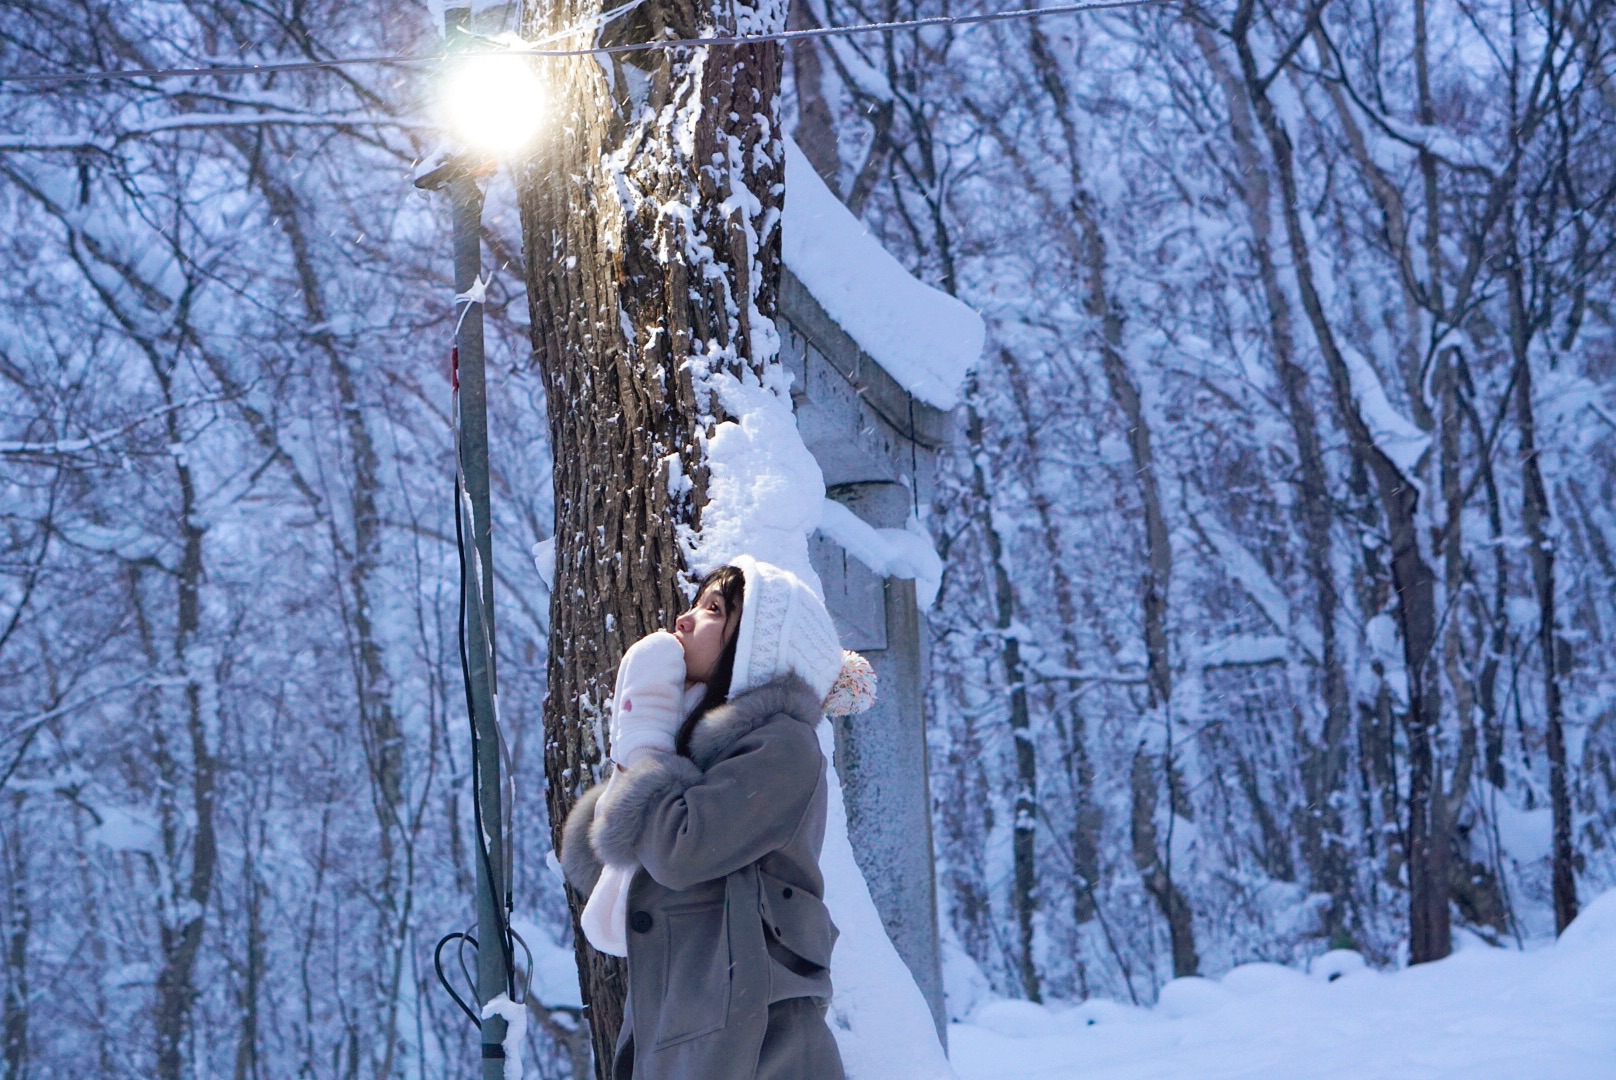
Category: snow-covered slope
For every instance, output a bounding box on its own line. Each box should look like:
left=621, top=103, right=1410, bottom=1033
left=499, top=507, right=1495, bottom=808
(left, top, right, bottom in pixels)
left=949, top=891, right=1616, bottom=1079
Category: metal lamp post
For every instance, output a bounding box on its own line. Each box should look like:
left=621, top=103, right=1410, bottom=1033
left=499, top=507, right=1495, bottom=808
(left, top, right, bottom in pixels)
left=416, top=7, right=544, bottom=1075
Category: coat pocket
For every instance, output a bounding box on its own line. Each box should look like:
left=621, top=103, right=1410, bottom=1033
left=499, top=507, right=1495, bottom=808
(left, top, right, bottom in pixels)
left=758, top=870, right=836, bottom=973
left=652, top=899, right=732, bottom=1049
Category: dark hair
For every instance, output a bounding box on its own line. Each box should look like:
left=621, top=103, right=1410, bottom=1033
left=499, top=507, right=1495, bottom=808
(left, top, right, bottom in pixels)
left=675, top=564, right=746, bottom=757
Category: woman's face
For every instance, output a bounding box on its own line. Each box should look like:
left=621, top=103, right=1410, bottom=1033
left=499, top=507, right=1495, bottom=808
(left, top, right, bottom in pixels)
left=674, top=583, right=737, bottom=686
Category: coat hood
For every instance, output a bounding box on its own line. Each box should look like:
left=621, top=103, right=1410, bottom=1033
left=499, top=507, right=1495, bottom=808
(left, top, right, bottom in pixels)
left=725, top=556, right=844, bottom=704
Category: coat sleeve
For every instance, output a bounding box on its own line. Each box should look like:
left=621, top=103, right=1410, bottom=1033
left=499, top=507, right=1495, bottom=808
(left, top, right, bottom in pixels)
left=558, top=782, right=609, bottom=895
left=589, top=719, right=822, bottom=892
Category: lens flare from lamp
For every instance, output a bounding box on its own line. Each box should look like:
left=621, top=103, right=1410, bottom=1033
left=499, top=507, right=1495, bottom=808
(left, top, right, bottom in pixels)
left=443, top=54, right=545, bottom=157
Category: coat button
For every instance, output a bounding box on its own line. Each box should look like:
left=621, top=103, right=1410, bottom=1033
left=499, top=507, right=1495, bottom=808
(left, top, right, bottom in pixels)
left=630, top=911, right=653, bottom=934
left=772, top=924, right=783, bottom=938
left=781, top=887, right=794, bottom=899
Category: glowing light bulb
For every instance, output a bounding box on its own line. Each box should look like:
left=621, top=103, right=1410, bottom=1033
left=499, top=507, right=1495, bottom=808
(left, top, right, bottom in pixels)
left=442, top=52, right=546, bottom=157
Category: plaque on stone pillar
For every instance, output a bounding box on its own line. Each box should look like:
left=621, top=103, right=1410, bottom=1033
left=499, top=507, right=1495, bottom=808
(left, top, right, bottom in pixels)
left=809, top=532, right=887, bottom=652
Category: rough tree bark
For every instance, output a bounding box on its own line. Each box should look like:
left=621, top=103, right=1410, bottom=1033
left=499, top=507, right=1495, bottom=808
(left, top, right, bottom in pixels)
left=517, top=0, right=787, bottom=1069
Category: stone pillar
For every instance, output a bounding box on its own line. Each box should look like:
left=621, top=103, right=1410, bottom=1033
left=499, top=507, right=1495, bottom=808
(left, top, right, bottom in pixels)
left=811, top=482, right=947, bottom=1045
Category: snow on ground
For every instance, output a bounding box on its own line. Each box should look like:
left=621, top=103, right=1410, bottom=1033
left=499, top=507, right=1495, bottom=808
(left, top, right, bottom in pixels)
left=949, top=891, right=1616, bottom=1080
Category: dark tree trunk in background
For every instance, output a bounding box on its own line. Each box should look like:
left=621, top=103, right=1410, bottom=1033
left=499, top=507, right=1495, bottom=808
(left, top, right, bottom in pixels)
left=1076, top=172, right=1198, bottom=982
left=788, top=0, right=841, bottom=191
left=1090, top=257, right=1198, bottom=979
left=149, top=374, right=217, bottom=1080
left=981, top=26, right=1196, bottom=976
left=1509, top=268, right=1578, bottom=934
left=1000, top=347, right=1102, bottom=930
left=1499, top=1, right=1594, bottom=936
left=251, top=163, right=412, bottom=1072
left=963, top=397, right=1042, bottom=1004
left=518, top=0, right=786, bottom=1069
left=61, top=210, right=221, bottom=1079
left=3, top=802, right=27, bottom=1080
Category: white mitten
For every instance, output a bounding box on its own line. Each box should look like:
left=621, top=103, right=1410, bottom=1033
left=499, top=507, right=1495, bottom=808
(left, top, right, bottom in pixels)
left=608, top=630, right=688, bottom=765
left=580, top=771, right=635, bottom=957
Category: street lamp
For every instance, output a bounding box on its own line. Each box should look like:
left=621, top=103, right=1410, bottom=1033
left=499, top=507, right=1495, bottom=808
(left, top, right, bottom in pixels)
left=415, top=10, right=545, bottom=1079
left=442, top=52, right=547, bottom=157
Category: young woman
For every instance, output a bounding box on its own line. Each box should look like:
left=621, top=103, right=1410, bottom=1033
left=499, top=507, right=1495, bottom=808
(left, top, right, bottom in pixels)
left=559, top=556, right=870, bottom=1080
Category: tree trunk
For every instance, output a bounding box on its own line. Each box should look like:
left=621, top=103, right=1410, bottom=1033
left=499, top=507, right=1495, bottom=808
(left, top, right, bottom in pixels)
left=3, top=798, right=27, bottom=1080
left=1071, top=161, right=1197, bottom=982
left=999, top=347, right=1101, bottom=927
left=518, top=0, right=787, bottom=1068
left=149, top=371, right=217, bottom=1080
left=1453, top=353, right=1510, bottom=792
left=787, top=0, right=841, bottom=190
left=1129, top=751, right=1198, bottom=981
left=1190, top=20, right=1355, bottom=935
left=248, top=156, right=412, bottom=1073
left=962, top=395, right=1042, bottom=1003
left=1508, top=265, right=1578, bottom=933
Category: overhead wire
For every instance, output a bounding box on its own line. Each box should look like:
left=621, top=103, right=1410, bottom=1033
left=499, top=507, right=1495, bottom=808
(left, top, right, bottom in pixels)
left=432, top=293, right=534, bottom=1034
left=0, top=0, right=1168, bottom=87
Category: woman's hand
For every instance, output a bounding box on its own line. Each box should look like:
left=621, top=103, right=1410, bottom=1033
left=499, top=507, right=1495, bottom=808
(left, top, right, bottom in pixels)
left=608, top=630, right=689, bottom=766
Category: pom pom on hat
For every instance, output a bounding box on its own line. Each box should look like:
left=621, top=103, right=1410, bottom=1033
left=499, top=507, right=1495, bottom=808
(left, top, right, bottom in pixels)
left=822, top=651, right=878, bottom=716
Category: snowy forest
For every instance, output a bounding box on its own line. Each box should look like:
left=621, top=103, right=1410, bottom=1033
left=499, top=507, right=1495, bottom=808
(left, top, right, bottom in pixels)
left=3, top=0, right=1615, bottom=1076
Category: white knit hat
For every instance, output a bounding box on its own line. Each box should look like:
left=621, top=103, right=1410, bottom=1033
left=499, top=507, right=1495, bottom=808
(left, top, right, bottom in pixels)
left=726, top=555, right=845, bottom=702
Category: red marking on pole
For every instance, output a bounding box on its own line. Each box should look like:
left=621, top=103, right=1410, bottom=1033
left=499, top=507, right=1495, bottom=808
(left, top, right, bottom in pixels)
left=451, top=345, right=460, bottom=391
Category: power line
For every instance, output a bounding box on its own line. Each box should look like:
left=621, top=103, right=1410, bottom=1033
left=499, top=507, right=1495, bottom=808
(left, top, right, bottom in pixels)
left=0, top=0, right=1167, bottom=87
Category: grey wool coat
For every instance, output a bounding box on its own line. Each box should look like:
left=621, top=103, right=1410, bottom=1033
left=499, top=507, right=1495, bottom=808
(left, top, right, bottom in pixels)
left=560, top=673, right=845, bottom=1080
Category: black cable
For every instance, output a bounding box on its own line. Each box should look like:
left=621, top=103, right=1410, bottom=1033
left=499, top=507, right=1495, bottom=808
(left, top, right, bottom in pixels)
left=454, top=447, right=518, bottom=1004
left=434, top=931, right=483, bottom=1027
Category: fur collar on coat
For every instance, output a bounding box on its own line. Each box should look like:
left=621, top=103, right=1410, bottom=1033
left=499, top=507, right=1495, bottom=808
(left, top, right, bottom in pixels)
left=558, top=673, right=825, bottom=893
left=684, top=672, right=825, bottom=769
